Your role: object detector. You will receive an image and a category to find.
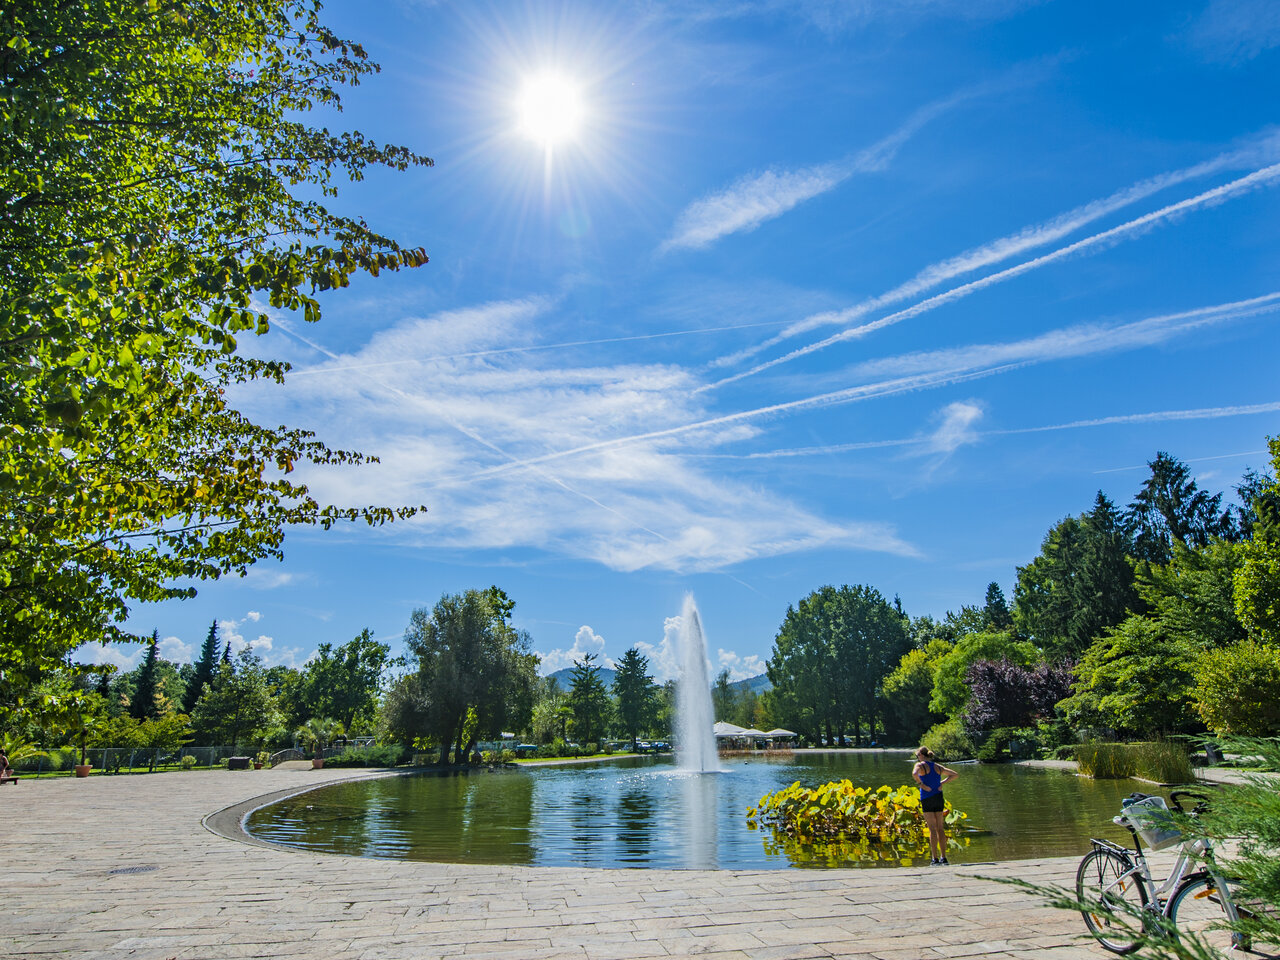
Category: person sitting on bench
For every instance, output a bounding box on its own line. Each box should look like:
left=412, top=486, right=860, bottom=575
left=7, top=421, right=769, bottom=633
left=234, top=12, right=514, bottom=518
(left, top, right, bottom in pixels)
left=0, top=748, right=16, bottom=783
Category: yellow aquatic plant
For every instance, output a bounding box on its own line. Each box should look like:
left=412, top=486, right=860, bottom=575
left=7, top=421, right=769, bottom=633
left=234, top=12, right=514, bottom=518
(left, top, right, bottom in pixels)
left=746, top=780, right=969, bottom=866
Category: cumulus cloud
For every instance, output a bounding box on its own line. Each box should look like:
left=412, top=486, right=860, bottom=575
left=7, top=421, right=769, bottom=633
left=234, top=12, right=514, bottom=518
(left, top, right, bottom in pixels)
left=716, top=648, right=766, bottom=681
left=535, top=625, right=616, bottom=676
left=75, top=643, right=142, bottom=671
left=157, top=635, right=195, bottom=664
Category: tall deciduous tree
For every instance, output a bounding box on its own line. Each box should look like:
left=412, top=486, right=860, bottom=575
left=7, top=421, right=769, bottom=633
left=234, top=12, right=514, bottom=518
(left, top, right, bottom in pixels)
left=711, top=669, right=737, bottom=722
left=567, top=652, right=612, bottom=746
left=611, top=648, right=657, bottom=749
left=880, top=639, right=952, bottom=743
left=189, top=647, right=279, bottom=749
left=296, top=629, right=388, bottom=734
left=1236, top=438, right=1280, bottom=644
left=1059, top=617, right=1200, bottom=739
left=402, top=588, right=538, bottom=764
left=765, top=585, right=910, bottom=745
left=0, top=0, right=429, bottom=719
left=929, top=630, right=1038, bottom=717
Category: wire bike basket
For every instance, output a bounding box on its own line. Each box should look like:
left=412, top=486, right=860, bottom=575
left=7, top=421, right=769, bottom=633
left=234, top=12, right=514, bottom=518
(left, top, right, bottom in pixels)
left=1118, top=795, right=1182, bottom=851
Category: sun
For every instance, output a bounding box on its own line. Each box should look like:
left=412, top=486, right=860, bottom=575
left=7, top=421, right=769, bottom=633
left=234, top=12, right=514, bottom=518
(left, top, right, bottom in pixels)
left=516, top=73, right=584, bottom=148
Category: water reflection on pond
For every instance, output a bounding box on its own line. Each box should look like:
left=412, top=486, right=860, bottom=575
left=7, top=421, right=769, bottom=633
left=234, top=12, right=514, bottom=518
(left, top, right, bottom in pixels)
left=245, top=753, right=1143, bottom=869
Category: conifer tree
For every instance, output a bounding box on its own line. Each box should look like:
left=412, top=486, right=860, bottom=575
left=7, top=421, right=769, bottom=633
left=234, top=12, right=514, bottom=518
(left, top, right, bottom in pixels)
left=130, top=631, right=161, bottom=720
left=183, top=621, right=220, bottom=714
left=982, top=582, right=1013, bottom=630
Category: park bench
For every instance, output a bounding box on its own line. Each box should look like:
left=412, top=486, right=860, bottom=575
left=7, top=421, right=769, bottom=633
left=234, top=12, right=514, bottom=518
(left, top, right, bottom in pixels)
left=0, top=774, right=18, bottom=785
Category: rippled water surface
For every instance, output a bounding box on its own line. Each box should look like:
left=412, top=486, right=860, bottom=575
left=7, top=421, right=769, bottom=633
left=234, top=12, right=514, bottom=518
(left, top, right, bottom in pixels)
left=245, top=753, right=1142, bottom=869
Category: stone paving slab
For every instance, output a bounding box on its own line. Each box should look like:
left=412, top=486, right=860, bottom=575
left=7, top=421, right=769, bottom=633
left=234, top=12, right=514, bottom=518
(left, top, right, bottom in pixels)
left=1, top=768, right=1106, bottom=960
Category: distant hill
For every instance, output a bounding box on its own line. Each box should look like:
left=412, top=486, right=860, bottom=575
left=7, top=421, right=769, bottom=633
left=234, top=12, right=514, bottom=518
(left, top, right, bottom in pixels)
left=734, top=674, right=771, bottom=695
left=547, top=666, right=616, bottom=688
left=545, top=667, right=770, bottom=693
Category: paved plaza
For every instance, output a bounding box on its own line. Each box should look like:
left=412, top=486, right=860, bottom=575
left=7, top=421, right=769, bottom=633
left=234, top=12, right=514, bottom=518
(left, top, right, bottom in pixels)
left=3, top=767, right=1105, bottom=960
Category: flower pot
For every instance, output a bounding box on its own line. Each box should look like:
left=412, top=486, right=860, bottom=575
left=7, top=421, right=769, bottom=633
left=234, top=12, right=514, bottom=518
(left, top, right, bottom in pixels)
left=74, top=765, right=92, bottom=778
left=312, top=758, right=324, bottom=769
left=253, top=762, right=263, bottom=770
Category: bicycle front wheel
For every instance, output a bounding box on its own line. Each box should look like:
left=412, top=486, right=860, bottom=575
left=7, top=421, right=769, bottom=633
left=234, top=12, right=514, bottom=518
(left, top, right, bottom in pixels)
left=1077, top=848, right=1148, bottom=955
left=1169, top=873, right=1247, bottom=955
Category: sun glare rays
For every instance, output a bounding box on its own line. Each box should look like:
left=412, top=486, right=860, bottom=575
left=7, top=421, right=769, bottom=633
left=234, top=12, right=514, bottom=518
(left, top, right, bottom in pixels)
left=517, top=73, right=585, bottom=149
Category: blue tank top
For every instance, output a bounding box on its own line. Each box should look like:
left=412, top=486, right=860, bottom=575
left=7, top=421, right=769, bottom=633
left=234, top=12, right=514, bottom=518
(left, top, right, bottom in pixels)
left=918, top=760, right=942, bottom=799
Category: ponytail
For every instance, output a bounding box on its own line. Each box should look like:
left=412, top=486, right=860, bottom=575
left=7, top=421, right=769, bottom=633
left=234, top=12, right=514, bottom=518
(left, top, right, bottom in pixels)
left=916, top=746, right=935, bottom=761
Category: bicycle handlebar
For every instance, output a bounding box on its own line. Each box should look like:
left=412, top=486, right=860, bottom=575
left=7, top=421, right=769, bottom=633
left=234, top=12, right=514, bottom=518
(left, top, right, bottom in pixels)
left=1168, top=790, right=1212, bottom=815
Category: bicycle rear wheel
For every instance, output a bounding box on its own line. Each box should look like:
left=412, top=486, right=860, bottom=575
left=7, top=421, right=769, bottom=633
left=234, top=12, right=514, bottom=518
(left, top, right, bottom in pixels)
left=1169, top=873, right=1248, bottom=955
left=1077, top=848, right=1148, bottom=955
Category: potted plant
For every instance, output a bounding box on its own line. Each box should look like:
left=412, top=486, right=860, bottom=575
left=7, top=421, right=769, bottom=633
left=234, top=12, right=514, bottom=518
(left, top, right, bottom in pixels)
left=254, top=750, right=270, bottom=770
left=63, top=693, right=106, bottom=778
left=296, top=718, right=344, bottom=769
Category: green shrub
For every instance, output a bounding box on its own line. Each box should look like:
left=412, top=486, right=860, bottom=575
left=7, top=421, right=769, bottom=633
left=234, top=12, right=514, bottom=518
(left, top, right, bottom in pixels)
left=1075, top=741, right=1135, bottom=779
left=324, top=745, right=408, bottom=768
left=1048, top=744, right=1078, bottom=761
left=180, top=755, right=197, bottom=770
left=1131, top=740, right=1193, bottom=783
left=976, top=726, right=1041, bottom=762
left=1194, top=640, right=1280, bottom=736
left=13, top=751, right=51, bottom=772
left=921, top=717, right=975, bottom=761
left=50, top=747, right=78, bottom=771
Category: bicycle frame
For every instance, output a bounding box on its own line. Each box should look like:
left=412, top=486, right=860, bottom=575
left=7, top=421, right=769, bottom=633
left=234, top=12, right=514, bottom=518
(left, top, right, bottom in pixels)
left=1088, top=790, right=1243, bottom=928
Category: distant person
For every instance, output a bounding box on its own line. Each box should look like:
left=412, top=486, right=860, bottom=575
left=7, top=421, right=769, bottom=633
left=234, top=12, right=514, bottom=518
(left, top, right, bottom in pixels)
left=913, top=746, right=958, bottom=865
left=0, top=748, right=12, bottom=781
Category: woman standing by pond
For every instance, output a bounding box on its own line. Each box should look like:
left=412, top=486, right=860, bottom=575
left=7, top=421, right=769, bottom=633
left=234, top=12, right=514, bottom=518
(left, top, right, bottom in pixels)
left=913, top=746, right=959, bottom=865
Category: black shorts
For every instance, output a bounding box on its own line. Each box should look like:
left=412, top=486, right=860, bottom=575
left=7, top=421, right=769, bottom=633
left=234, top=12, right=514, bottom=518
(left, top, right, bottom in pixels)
left=921, top=792, right=945, bottom=813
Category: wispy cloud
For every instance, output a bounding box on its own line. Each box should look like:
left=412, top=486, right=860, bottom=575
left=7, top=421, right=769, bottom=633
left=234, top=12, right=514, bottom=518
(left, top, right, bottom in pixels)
left=660, top=95, right=961, bottom=253
left=661, top=0, right=1046, bottom=34
left=242, top=297, right=917, bottom=573
left=707, top=160, right=1280, bottom=387
left=475, top=292, right=1279, bottom=474
left=1184, top=0, right=1280, bottom=63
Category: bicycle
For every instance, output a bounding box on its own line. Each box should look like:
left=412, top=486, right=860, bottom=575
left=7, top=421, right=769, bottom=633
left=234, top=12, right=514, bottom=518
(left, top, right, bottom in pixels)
left=1076, top=789, right=1252, bottom=955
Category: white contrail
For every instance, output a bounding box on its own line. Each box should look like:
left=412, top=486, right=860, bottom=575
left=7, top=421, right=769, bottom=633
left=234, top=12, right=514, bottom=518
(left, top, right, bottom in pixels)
left=692, top=402, right=1280, bottom=461
left=463, top=292, right=1279, bottom=480
left=705, top=159, right=1280, bottom=390
left=711, top=131, right=1280, bottom=368
left=284, top=318, right=789, bottom=378
left=1095, top=448, right=1273, bottom=474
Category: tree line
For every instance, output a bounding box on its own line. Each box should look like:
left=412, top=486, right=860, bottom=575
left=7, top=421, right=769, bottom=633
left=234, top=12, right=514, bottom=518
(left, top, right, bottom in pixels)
left=755, top=443, right=1280, bottom=757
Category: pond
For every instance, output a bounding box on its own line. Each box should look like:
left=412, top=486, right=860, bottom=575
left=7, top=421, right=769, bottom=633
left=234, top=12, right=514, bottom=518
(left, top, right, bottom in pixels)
left=244, top=752, right=1144, bottom=869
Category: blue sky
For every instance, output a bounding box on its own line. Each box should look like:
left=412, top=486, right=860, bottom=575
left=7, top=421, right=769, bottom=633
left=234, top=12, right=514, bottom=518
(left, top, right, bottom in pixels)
left=92, top=0, right=1280, bottom=683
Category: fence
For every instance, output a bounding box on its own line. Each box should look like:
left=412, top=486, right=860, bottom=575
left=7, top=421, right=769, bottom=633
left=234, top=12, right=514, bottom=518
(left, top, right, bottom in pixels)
left=14, top=742, right=385, bottom=775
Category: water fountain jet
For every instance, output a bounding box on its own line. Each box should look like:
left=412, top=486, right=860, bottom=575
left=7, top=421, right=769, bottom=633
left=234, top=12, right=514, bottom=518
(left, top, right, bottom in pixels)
left=675, top=593, right=720, bottom=773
